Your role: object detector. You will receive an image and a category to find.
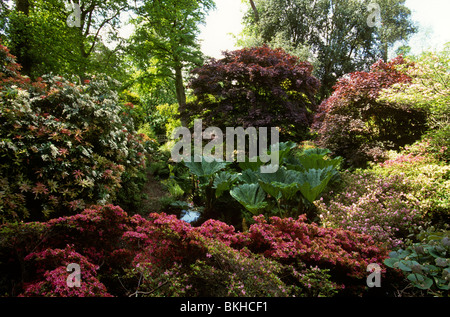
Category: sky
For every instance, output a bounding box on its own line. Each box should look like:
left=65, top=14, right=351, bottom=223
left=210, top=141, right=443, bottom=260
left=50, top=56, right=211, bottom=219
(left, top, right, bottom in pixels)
left=198, top=0, right=450, bottom=59
left=198, top=0, right=246, bottom=59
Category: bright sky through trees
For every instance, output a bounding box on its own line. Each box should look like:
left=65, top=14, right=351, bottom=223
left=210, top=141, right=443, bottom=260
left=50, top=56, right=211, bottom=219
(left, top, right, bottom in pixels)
left=198, top=0, right=450, bottom=59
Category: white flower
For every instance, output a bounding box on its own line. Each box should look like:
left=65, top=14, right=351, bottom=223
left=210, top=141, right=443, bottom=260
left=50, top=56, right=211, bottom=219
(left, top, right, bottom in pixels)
left=50, top=144, right=59, bottom=158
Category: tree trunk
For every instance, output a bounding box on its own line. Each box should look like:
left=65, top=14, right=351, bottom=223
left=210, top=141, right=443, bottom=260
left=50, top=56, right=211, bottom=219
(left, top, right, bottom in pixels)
left=174, top=63, right=188, bottom=127
left=15, top=0, right=29, bottom=14
left=382, top=41, right=389, bottom=62
left=12, top=0, right=32, bottom=75
left=249, top=0, right=259, bottom=22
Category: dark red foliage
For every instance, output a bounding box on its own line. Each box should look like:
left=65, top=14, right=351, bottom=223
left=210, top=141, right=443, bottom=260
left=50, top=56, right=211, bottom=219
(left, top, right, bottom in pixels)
left=182, top=45, right=320, bottom=141
left=313, top=56, right=428, bottom=167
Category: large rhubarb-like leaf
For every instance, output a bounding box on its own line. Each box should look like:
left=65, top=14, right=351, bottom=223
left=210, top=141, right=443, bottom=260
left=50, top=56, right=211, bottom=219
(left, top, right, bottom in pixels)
left=230, top=183, right=268, bottom=215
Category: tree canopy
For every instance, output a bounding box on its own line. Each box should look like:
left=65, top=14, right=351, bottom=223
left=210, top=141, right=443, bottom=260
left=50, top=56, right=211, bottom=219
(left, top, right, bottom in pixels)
left=240, top=0, right=417, bottom=99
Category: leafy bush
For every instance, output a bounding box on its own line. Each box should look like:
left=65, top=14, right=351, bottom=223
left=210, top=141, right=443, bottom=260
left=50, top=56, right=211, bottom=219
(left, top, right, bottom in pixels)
left=182, top=45, right=320, bottom=141
left=372, top=141, right=450, bottom=226
left=313, top=56, right=428, bottom=167
left=181, top=142, right=342, bottom=223
left=384, top=228, right=450, bottom=296
left=0, top=43, right=151, bottom=221
left=378, top=45, right=450, bottom=161
left=317, top=139, right=450, bottom=249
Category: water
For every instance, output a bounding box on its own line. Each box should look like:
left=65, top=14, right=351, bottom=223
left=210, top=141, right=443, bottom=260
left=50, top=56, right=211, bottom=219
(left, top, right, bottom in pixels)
left=180, top=209, right=200, bottom=223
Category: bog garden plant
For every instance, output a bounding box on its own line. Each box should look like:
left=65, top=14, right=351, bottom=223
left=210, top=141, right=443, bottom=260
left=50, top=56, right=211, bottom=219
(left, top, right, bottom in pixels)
left=0, top=39, right=449, bottom=298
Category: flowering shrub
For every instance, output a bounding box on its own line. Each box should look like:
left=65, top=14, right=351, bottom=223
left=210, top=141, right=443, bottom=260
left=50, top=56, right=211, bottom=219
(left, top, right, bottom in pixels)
left=234, top=215, right=388, bottom=294
left=370, top=141, right=450, bottom=226
left=0, top=43, right=151, bottom=221
left=20, top=245, right=112, bottom=297
left=0, top=204, right=388, bottom=297
left=316, top=170, right=423, bottom=249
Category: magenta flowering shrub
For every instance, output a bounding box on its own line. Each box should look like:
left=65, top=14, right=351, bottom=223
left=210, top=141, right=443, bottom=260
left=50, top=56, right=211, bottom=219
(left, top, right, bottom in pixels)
left=234, top=215, right=388, bottom=293
left=0, top=204, right=389, bottom=297
left=20, top=245, right=112, bottom=297
left=316, top=171, right=423, bottom=249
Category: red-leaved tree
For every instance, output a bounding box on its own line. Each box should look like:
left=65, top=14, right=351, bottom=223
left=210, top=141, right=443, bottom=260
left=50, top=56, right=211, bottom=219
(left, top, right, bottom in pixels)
left=312, top=56, right=428, bottom=167
left=182, top=45, right=320, bottom=141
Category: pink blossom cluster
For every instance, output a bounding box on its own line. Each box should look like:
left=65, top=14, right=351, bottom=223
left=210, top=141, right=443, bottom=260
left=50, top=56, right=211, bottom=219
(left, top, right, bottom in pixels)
left=20, top=245, right=111, bottom=297
left=317, top=171, right=423, bottom=249
left=379, top=153, right=427, bottom=168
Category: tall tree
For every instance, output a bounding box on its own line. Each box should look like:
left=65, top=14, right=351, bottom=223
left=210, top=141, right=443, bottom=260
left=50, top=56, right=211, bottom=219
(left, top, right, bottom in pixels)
left=128, top=0, right=215, bottom=126
left=2, top=0, right=130, bottom=79
left=6, top=0, right=32, bottom=74
left=241, top=0, right=417, bottom=99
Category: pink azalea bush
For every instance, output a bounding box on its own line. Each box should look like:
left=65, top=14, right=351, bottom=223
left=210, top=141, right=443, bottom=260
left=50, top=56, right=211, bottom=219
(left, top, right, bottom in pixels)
left=0, top=205, right=389, bottom=297
left=372, top=141, right=450, bottom=225
left=20, top=245, right=112, bottom=297
left=316, top=171, right=423, bottom=249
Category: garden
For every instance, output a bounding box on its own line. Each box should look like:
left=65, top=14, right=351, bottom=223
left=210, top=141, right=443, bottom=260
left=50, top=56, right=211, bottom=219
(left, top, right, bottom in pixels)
left=0, top=0, right=448, bottom=299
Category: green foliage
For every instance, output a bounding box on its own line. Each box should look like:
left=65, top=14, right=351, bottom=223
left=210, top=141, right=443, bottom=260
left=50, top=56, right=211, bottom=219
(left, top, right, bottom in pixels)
left=3, top=0, right=130, bottom=79
left=161, top=178, right=185, bottom=199
left=229, top=184, right=268, bottom=216
left=180, top=142, right=341, bottom=222
left=378, top=44, right=450, bottom=161
left=183, top=156, right=231, bottom=178
left=213, top=171, right=239, bottom=198
left=128, top=0, right=215, bottom=119
left=0, top=47, right=151, bottom=221
left=294, top=167, right=335, bottom=204
left=384, top=229, right=450, bottom=295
